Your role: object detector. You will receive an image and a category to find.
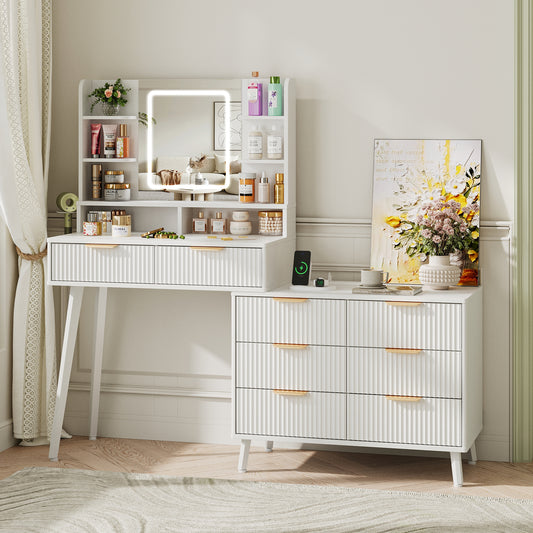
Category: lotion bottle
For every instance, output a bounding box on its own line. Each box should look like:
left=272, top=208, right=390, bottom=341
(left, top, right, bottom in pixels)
left=247, top=71, right=262, bottom=116
left=247, top=125, right=263, bottom=160
left=257, top=172, right=270, bottom=203
left=267, top=125, right=283, bottom=160
left=267, top=76, right=283, bottom=116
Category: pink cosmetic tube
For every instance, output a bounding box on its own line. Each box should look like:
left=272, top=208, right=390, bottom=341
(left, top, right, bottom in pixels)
left=91, top=123, right=102, bottom=158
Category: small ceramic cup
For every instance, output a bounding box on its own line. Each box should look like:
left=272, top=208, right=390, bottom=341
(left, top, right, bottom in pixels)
left=361, top=269, right=388, bottom=287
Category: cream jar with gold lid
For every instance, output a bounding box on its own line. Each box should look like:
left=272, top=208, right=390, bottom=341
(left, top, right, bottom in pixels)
left=104, top=183, right=130, bottom=201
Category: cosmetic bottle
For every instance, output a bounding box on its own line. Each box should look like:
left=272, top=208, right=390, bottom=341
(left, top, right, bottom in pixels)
left=102, top=124, right=117, bottom=158
left=239, top=173, right=256, bottom=203
left=91, top=164, right=102, bottom=199
left=274, top=173, right=284, bottom=204
left=267, top=125, right=283, bottom=160
left=91, top=124, right=102, bottom=158
left=210, top=211, right=227, bottom=234
left=230, top=211, right=252, bottom=235
left=192, top=211, right=208, bottom=234
left=247, top=125, right=263, bottom=160
left=247, top=71, right=262, bottom=116
left=267, top=76, right=283, bottom=116
left=257, top=172, right=270, bottom=203
left=116, top=124, right=130, bottom=158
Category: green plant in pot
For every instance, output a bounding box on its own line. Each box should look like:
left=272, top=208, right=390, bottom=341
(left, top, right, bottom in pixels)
left=88, top=78, right=129, bottom=115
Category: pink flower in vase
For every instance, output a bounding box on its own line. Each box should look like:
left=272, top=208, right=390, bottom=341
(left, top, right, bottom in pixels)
left=115, top=91, right=121, bottom=98
left=104, top=89, right=112, bottom=98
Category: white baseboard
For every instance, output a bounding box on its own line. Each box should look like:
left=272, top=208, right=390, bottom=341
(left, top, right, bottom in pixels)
left=0, top=419, right=15, bottom=451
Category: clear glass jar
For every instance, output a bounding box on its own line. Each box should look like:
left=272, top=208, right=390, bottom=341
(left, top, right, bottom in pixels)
left=258, top=211, right=283, bottom=236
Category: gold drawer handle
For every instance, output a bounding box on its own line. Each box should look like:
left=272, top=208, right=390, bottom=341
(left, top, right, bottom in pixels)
left=385, top=348, right=423, bottom=355
left=190, top=247, right=224, bottom=251
left=386, top=395, right=422, bottom=402
left=273, top=343, right=309, bottom=350
left=85, top=244, right=119, bottom=249
left=273, top=297, right=308, bottom=303
left=386, top=301, right=422, bottom=307
left=273, top=389, right=309, bottom=396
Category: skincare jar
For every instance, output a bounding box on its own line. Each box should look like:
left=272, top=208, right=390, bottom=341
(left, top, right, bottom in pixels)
left=104, top=170, right=125, bottom=184
left=104, top=183, right=130, bottom=201
left=232, top=211, right=250, bottom=222
left=111, top=215, right=131, bottom=237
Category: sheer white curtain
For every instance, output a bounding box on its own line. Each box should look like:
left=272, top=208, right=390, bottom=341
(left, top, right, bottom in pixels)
left=0, top=0, right=55, bottom=443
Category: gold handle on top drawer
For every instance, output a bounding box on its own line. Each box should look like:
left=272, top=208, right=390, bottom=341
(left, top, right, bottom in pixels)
left=385, top=348, right=423, bottom=355
left=85, top=244, right=118, bottom=249
left=386, top=301, right=422, bottom=307
left=190, top=247, right=224, bottom=251
left=273, top=297, right=308, bottom=303
left=386, top=395, right=422, bottom=402
left=273, top=389, right=309, bottom=396
left=273, top=343, right=309, bottom=350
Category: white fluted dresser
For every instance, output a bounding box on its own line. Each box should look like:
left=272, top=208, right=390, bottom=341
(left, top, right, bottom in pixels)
left=232, top=284, right=482, bottom=487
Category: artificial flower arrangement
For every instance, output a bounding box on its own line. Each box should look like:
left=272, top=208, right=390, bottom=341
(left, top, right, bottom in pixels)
left=88, top=78, right=129, bottom=113
left=385, top=164, right=480, bottom=271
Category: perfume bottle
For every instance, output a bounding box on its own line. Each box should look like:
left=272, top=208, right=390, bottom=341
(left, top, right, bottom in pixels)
left=192, top=211, right=208, bottom=234
left=210, top=211, right=227, bottom=234
left=116, top=124, right=130, bottom=158
left=274, top=173, right=284, bottom=204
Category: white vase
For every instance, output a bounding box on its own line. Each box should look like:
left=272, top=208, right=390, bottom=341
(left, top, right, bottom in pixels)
left=418, top=255, right=461, bottom=290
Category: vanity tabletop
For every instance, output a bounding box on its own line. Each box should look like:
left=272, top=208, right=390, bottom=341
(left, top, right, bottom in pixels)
left=232, top=282, right=482, bottom=303
left=47, top=232, right=284, bottom=248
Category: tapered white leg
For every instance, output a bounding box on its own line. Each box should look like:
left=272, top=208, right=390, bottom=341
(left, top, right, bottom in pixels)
left=238, top=439, right=251, bottom=473
left=49, top=286, right=85, bottom=461
left=89, top=287, right=107, bottom=440
left=265, top=440, right=273, bottom=452
left=468, top=442, right=477, bottom=465
left=450, top=452, right=463, bottom=487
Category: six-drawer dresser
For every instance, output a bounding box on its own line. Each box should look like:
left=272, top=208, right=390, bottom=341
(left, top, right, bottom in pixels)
left=232, top=285, right=482, bottom=487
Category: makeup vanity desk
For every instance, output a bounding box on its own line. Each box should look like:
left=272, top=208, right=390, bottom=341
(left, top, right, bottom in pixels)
left=232, top=283, right=482, bottom=487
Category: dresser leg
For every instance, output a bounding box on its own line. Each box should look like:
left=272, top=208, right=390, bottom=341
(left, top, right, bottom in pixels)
left=265, top=440, right=273, bottom=452
left=238, top=439, right=251, bottom=473
left=89, top=287, right=107, bottom=440
left=49, top=286, right=85, bottom=461
left=468, top=442, right=477, bottom=465
left=450, top=452, right=463, bottom=487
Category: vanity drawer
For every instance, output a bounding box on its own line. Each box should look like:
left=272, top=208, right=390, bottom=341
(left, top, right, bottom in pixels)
left=235, top=296, right=346, bottom=345
left=155, top=246, right=262, bottom=287
left=236, top=343, right=345, bottom=392
left=50, top=243, right=154, bottom=284
left=347, top=301, right=462, bottom=351
left=347, top=347, right=462, bottom=398
left=347, top=394, right=461, bottom=447
left=236, top=388, right=346, bottom=440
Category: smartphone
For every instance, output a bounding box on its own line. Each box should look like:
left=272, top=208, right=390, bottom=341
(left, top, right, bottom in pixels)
left=292, top=250, right=311, bottom=286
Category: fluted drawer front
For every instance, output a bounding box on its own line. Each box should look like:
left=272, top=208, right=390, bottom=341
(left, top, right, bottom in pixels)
left=347, top=394, right=461, bottom=447
left=347, top=301, right=462, bottom=351
left=155, top=246, right=262, bottom=287
left=236, top=389, right=346, bottom=440
left=347, top=348, right=462, bottom=398
left=235, top=297, right=346, bottom=345
left=50, top=244, right=154, bottom=284
left=236, top=343, right=345, bottom=392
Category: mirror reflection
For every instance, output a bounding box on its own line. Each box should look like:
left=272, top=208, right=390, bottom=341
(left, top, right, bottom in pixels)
left=138, top=79, right=242, bottom=196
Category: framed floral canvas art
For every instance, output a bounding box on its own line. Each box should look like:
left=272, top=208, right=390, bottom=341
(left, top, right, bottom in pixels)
left=370, top=139, right=481, bottom=285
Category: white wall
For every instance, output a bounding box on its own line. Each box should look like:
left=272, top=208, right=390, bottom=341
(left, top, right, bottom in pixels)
left=50, top=0, right=514, bottom=461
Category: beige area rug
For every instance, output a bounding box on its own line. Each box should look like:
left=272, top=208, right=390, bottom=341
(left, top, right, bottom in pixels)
left=1, top=467, right=533, bottom=533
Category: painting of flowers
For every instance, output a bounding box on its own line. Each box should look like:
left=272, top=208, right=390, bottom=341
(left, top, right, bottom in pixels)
left=370, top=139, right=481, bottom=285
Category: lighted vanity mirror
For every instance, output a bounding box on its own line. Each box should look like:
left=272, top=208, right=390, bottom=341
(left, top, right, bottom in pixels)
left=137, top=79, right=242, bottom=195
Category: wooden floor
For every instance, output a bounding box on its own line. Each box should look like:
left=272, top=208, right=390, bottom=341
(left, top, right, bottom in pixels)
left=1, top=436, right=532, bottom=499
